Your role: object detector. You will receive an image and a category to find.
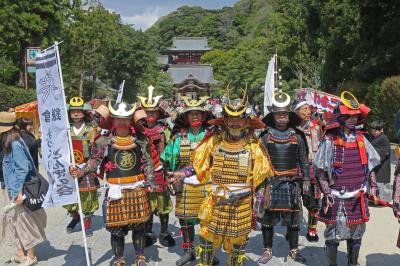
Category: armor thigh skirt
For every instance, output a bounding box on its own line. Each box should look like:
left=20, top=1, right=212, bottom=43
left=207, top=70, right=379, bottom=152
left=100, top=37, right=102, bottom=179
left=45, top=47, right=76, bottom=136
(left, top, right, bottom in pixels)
left=199, top=195, right=253, bottom=253
left=106, top=188, right=151, bottom=230
left=176, top=183, right=207, bottom=220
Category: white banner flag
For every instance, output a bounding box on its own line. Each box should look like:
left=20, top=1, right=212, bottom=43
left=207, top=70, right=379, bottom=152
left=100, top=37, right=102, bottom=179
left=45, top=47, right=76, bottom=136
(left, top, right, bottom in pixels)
left=263, top=55, right=275, bottom=115
left=116, top=80, right=125, bottom=103
left=35, top=45, right=77, bottom=208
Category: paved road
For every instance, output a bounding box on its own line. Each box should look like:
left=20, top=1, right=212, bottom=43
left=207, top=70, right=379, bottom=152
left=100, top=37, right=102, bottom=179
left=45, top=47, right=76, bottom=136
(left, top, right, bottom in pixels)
left=2, top=150, right=400, bottom=265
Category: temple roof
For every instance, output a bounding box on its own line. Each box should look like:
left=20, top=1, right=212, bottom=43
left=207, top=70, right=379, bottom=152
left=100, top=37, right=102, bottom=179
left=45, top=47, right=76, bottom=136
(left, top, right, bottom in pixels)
left=167, top=64, right=216, bottom=85
left=168, top=37, right=211, bottom=51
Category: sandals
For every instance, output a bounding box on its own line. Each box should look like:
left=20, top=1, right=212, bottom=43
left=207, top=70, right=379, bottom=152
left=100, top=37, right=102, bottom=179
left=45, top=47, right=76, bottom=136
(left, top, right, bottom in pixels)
left=6, top=255, right=26, bottom=264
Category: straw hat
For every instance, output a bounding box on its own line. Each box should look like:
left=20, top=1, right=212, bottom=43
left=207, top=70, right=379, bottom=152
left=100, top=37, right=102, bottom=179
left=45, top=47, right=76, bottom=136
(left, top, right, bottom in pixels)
left=0, top=112, right=17, bottom=134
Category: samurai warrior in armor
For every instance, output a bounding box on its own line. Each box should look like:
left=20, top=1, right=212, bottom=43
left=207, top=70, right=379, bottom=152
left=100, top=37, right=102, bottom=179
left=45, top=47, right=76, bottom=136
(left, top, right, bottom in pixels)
left=64, top=97, right=99, bottom=236
left=257, top=92, right=310, bottom=264
left=294, top=99, right=323, bottom=242
left=70, top=102, right=156, bottom=266
left=161, top=95, right=215, bottom=266
left=138, top=85, right=175, bottom=247
left=313, top=91, right=380, bottom=266
left=193, top=84, right=274, bottom=266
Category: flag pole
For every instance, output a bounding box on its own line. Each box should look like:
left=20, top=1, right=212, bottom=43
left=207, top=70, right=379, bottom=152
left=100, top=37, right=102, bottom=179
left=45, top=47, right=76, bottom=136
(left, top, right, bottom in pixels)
left=54, top=41, right=91, bottom=266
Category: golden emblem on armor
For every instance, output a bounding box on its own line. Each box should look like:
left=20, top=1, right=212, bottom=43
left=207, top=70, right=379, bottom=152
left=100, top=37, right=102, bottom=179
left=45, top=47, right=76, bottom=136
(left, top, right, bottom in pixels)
left=74, top=150, right=84, bottom=164
left=115, top=150, right=136, bottom=170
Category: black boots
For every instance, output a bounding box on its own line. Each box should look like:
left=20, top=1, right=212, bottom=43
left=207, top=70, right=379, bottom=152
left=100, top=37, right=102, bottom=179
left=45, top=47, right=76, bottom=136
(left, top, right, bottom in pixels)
left=159, top=214, right=175, bottom=247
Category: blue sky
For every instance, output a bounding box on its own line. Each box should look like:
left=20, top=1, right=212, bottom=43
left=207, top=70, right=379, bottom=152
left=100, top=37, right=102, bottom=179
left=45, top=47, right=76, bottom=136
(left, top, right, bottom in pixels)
left=101, top=0, right=237, bottom=30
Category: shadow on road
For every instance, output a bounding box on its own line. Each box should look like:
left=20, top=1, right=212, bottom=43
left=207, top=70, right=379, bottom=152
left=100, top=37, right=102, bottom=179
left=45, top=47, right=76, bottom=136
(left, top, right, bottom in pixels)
left=36, top=240, right=67, bottom=262
left=366, top=253, right=400, bottom=265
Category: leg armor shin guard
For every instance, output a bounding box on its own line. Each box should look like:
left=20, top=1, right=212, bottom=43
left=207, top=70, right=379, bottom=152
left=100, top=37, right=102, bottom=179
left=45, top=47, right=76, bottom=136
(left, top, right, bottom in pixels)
left=198, top=237, right=214, bottom=266
left=111, top=235, right=125, bottom=258
left=287, top=225, right=300, bottom=250
left=144, top=216, right=157, bottom=247
left=258, top=225, right=273, bottom=264
left=325, top=240, right=339, bottom=266
left=159, top=214, right=175, bottom=247
left=228, top=242, right=247, bottom=266
left=347, top=239, right=361, bottom=266
left=287, top=226, right=306, bottom=263
left=306, top=211, right=319, bottom=242
left=176, top=220, right=196, bottom=266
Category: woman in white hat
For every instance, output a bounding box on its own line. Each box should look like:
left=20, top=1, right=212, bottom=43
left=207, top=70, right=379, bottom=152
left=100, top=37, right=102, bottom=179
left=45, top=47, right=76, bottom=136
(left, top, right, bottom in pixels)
left=0, top=112, right=47, bottom=266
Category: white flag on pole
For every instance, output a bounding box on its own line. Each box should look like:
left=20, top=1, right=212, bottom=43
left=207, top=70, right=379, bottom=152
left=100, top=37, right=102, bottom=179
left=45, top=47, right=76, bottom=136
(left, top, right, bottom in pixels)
left=116, top=80, right=125, bottom=103
left=263, top=55, right=276, bottom=115
left=35, top=46, right=77, bottom=208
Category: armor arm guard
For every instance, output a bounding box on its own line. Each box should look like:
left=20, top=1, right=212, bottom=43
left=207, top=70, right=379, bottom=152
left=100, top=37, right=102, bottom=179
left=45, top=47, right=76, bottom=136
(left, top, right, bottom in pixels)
left=297, top=134, right=310, bottom=181
left=82, top=136, right=109, bottom=175
left=315, top=169, right=331, bottom=195
left=137, top=136, right=155, bottom=186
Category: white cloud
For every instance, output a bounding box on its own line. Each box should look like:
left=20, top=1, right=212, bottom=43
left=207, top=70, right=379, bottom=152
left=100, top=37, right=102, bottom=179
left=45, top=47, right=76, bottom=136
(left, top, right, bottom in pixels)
left=120, top=6, right=163, bottom=30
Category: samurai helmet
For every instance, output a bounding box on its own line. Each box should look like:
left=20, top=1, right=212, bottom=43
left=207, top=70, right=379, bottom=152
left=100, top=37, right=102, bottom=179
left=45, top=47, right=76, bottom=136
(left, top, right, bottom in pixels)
left=222, top=82, right=253, bottom=118
left=262, top=92, right=301, bottom=128
left=68, top=96, right=92, bottom=111
left=268, top=92, right=291, bottom=113
left=108, top=101, right=136, bottom=118
left=174, top=95, right=212, bottom=129
left=208, top=82, right=264, bottom=129
left=137, top=85, right=163, bottom=110
left=181, top=95, right=210, bottom=112
left=327, top=90, right=370, bottom=129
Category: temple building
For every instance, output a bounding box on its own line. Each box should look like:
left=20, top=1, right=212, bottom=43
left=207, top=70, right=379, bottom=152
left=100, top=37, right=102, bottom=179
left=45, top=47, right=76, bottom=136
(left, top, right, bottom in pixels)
left=158, top=37, right=217, bottom=99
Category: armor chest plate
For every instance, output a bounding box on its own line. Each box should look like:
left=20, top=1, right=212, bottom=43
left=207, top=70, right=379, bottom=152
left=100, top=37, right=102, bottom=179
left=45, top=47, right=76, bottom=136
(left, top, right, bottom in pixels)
left=106, top=144, right=143, bottom=178
left=211, top=142, right=252, bottom=185
left=71, top=129, right=91, bottom=164
left=145, top=125, right=166, bottom=154
left=263, top=132, right=298, bottom=175
left=179, top=136, right=199, bottom=168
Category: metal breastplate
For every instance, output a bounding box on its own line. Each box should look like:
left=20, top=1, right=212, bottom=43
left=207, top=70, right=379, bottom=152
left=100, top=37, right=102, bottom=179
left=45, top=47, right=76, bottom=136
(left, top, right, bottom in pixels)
left=71, top=126, right=91, bottom=164
left=211, top=140, right=251, bottom=185
left=106, top=141, right=143, bottom=179
left=179, top=135, right=199, bottom=168
left=263, top=129, right=298, bottom=176
left=144, top=125, right=166, bottom=154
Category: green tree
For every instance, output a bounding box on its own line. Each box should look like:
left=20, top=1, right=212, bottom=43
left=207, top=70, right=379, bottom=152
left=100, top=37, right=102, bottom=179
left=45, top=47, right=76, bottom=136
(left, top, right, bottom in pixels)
left=0, top=0, right=69, bottom=85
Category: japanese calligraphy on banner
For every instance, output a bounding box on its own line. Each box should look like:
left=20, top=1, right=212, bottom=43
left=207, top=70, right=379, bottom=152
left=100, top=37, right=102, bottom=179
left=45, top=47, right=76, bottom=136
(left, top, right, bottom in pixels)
left=296, top=88, right=341, bottom=113
left=35, top=45, right=77, bottom=208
